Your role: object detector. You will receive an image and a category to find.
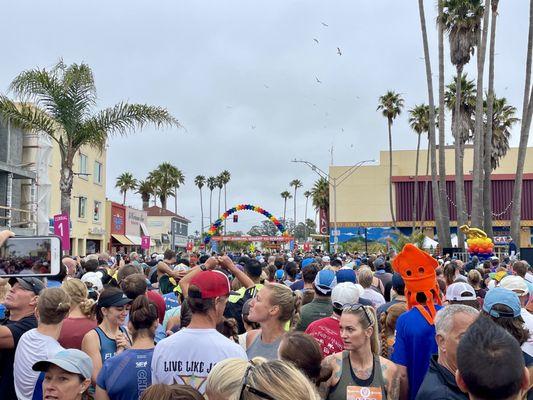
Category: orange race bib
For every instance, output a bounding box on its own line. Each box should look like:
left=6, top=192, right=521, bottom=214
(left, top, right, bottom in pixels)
left=347, top=385, right=383, bottom=400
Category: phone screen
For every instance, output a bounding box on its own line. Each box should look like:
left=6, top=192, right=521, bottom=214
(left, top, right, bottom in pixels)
left=0, top=236, right=61, bottom=277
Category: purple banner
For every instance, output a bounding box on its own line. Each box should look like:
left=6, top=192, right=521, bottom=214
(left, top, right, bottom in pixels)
left=53, top=213, right=70, bottom=251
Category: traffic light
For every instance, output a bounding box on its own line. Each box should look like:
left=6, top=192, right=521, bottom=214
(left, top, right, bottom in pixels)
left=233, top=214, right=238, bottom=223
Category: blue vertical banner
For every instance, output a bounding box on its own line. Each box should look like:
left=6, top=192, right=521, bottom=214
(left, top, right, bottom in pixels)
left=289, top=240, right=295, bottom=251
left=211, top=241, right=218, bottom=253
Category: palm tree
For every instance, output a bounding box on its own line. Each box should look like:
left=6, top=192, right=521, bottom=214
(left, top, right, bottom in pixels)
left=290, top=179, right=303, bottom=230
left=216, top=174, right=224, bottom=219
left=442, top=0, right=484, bottom=247
left=147, top=170, right=160, bottom=206
left=280, top=191, right=292, bottom=223
left=377, top=91, right=404, bottom=230
left=511, top=0, right=533, bottom=245
left=304, top=190, right=312, bottom=240
left=0, top=61, right=178, bottom=216
left=136, top=180, right=153, bottom=210
left=482, top=0, right=499, bottom=236
left=485, top=96, right=519, bottom=170
left=219, top=170, right=231, bottom=234
left=115, top=172, right=137, bottom=205
left=173, top=169, right=185, bottom=214
left=311, top=178, right=330, bottom=236
left=195, top=175, right=206, bottom=234
left=151, top=163, right=184, bottom=210
left=207, top=176, right=217, bottom=226
left=438, top=0, right=452, bottom=248
left=408, top=104, right=430, bottom=230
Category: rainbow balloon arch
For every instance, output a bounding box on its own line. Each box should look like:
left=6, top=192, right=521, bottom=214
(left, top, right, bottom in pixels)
left=203, top=204, right=289, bottom=245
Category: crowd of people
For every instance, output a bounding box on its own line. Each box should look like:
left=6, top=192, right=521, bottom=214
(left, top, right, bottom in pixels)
left=0, top=228, right=532, bottom=399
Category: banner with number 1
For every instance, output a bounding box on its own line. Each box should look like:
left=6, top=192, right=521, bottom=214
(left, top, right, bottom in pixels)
left=53, top=213, right=71, bottom=251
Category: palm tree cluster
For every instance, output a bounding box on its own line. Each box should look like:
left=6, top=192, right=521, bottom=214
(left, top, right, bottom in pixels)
left=395, top=0, right=532, bottom=247
left=116, top=163, right=185, bottom=212
left=195, top=172, right=231, bottom=234
left=0, top=61, right=179, bottom=217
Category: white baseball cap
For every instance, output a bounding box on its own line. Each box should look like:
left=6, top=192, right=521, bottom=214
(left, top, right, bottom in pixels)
left=322, top=255, right=331, bottom=263
left=446, top=282, right=477, bottom=302
left=332, top=282, right=362, bottom=308
left=81, top=272, right=103, bottom=292
left=500, top=275, right=529, bottom=296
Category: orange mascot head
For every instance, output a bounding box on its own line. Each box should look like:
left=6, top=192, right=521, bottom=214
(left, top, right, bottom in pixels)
left=392, top=244, right=442, bottom=325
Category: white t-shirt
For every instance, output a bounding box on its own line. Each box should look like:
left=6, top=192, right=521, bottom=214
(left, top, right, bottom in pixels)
left=151, top=328, right=247, bottom=393
left=14, top=328, right=64, bottom=400
left=521, top=308, right=533, bottom=357
left=361, top=288, right=386, bottom=308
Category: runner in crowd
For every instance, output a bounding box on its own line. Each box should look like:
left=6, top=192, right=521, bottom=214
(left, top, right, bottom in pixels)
left=32, top=349, right=93, bottom=400
left=59, top=279, right=97, bottom=350
left=467, top=269, right=487, bottom=299
left=444, top=282, right=480, bottom=310
left=296, top=269, right=336, bottom=331
left=305, top=282, right=361, bottom=356
left=278, top=331, right=332, bottom=387
left=322, top=304, right=403, bottom=400
left=140, top=383, right=205, bottom=400
left=96, top=295, right=158, bottom=400
left=456, top=316, right=530, bottom=400
left=416, top=304, right=478, bottom=399
left=246, top=282, right=301, bottom=359
left=151, top=263, right=247, bottom=394
left=14, top=287, right=71, bottom=400
left=81, top=287, right=132, bottom=383
left=377, top=273, right=406, bottom=316
left=379, top=302, right=407, bottom=359
left=0, top=276, right=43, bottom=400
left=358, top=267, right=386, bottom=307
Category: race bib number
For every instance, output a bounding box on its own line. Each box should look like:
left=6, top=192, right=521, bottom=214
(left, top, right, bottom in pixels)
left=347, top=385, right=383, bottom=400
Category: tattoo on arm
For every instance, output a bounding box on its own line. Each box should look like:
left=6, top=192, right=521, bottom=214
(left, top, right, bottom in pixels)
left=334, top=356, right=343, bottom=380
left=388, top=374, right=400, bottom=400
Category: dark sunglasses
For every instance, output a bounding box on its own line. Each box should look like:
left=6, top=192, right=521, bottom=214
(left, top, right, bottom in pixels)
left=342, top=303, right=373, bottom=326
left=238, top=364, right=276, bottom=400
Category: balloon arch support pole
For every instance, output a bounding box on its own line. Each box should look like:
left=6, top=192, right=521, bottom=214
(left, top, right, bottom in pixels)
left=203, top=204, right=292, bottom=250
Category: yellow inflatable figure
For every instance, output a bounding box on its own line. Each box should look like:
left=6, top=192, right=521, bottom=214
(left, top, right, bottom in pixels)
left=459, top=225, right=488, bottom=240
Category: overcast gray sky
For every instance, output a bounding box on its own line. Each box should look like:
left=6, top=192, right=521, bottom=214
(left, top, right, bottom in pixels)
left=1, top=1, right=530, bottom=233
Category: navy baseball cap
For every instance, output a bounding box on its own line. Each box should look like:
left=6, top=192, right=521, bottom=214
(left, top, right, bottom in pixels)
left=336, top=269, right=357, bottom=284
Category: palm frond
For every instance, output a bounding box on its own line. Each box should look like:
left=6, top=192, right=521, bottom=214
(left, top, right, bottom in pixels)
left=0, top=96, right=58, bottom=137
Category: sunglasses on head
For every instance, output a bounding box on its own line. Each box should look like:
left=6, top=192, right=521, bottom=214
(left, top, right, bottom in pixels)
left=239, top=364, right=276, bottom=400
left=342, top=303, right=373, bottom=326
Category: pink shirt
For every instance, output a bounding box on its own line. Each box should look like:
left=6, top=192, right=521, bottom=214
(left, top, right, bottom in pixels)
left=58, top=316, right=97, bottom=350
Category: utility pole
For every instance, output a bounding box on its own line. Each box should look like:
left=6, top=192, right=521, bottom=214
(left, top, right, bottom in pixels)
left=292, top=159, right=374, bottom=253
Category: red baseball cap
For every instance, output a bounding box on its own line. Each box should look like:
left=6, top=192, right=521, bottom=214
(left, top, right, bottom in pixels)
left=189, top=270, right=231, bottom=299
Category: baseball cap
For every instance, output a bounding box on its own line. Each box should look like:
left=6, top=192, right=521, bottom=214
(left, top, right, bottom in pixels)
left=483, top=287, right=522, bottom=318
left=322, top=256, right=331, bottom=263
left=392, top=273, right=405, bottom=292
left=301, top=258, right=315, bottom=269
left=489, top=270, right=508, bottom=282
left=97, top=290, right=132, bottom=307
left=500, top=275, right=529, bottom=296
left=314, top=269, right=337, bottom=295
left=336, top=269, right=357, bottom=284
left=33, top=349, right=93, bottom=380
left=332, top=282, right=361, bottom=308
left=275, top=269, right=284, bottom=281
left=189, top=270, right=231, bottom=299
left=491, top=256, right=499, bottom=261
left=9, top=277, right=45, bottom=295
left=81, top=272, right=103, bottom=292
left=446, top=282, right=477, bottom=302
left=374, top=257, right=385, bottom=270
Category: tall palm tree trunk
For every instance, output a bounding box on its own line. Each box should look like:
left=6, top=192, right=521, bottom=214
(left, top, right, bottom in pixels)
left=483, top=0, right=499, bottom=237
left=200, top=188, right=204, bottom=234
left=209, top=190, right=213, bottom=226
left=122, top=191, right=126, bottom=206
left=293, top=188, right=298, bottom=231
left=283, top=199, right=288, bottom=222
left=174, top=187, right=178, bottom=214
left=472, top=0, right=491, bottom=229
left=511, top=0, right=533, bottom=246
left=419, top=0, right=445, bottom=246
left=387, top=119, right=397, bottom=229
left=421, top=145, right=431, bottom=228
left=217, top=188, right=221, bottom=219
left=454, top=66, right=467, bottom=249
left=223, top=185, right=227, bottom=235
left=438, top=0, right=452, bottom=247
left=304, top=196, right=309, bottom=240
left=412, top=133, right=421, bottom=230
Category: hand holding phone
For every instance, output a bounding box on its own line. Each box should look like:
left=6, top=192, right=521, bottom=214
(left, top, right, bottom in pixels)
left=0, top=235, right=61, bottom=277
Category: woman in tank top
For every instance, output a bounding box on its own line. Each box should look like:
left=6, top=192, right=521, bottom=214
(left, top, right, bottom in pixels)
left=322, top=304, right=405, bottom=400
left=245, top=283, right=301, bottom=360
left=81, top=287, right=132, bottom=383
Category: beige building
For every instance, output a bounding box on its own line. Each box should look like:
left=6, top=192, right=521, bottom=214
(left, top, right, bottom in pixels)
left=46, top=143, right=107, bottom=255
left=145, top=206, right=191, bottom=253
left=330, top=146, right=533, bottom=246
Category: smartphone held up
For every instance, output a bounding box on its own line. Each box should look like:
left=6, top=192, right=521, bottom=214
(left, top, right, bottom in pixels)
left=0, top=235, right=61, bottom=278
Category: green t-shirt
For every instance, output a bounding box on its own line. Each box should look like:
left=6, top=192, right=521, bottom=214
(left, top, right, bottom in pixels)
left=296, top=297, right=332, bottom=331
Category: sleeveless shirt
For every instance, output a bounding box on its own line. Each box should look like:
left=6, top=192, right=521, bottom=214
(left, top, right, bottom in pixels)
left=94, top=326, right=130, bottom=362
left=327, top=352, right=388, bottom=400
left=246, top=333, right=282, bottom=360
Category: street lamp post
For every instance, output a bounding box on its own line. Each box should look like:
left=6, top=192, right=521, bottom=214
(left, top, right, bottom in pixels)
left=292, top=158, right=374, bottom=253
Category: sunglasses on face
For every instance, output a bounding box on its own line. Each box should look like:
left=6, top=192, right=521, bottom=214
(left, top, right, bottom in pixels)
left=239, top=364, right=276, bottom=400
left=342, top=303, right=373, bottom=326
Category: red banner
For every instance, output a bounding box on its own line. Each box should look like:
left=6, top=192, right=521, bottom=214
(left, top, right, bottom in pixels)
left=211, top=236, right=294, bottom=242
